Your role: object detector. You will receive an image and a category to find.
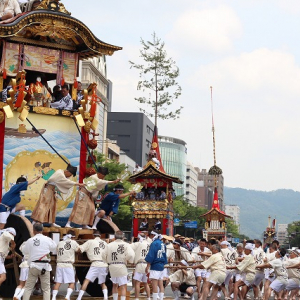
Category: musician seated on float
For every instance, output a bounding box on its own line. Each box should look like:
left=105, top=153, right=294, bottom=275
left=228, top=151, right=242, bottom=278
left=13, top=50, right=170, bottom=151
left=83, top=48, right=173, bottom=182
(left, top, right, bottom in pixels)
left=52, top=85, right=63, bottom=102
left=139, top=218, right=149, bottom=231
left=0, top=0, right=21, bottom=21
left=135, top=190, right=145, bottom=200
left=50, top=84, right=73, bottom=110
left=159, top=190, right=166, bottom=200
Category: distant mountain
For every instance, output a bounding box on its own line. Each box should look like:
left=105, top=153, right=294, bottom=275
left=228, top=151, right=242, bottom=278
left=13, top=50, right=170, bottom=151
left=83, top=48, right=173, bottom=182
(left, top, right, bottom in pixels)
left=224, top=187, right=300, bottom=239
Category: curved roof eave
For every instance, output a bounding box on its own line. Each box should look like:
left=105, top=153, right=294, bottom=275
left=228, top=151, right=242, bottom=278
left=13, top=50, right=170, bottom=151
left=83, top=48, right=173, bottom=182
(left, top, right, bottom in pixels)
left=0, top=10, right=122, bottom=58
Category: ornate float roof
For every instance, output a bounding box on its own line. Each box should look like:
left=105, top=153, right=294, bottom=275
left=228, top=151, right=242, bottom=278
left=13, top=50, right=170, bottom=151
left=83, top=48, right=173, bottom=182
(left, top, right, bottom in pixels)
left=0, top=1, right=122, bottom=59
left=129, top=161, right=183, bottom=184
left=200, top=187, right=231, bottom=218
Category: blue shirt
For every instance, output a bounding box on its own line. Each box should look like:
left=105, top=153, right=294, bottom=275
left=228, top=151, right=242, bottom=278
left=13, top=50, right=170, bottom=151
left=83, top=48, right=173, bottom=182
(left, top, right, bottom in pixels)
left=0, top=182, right=28, bottom=212
left=145, top=239, right=167, bottom=271
left=100, top=192, right=120, bottom=215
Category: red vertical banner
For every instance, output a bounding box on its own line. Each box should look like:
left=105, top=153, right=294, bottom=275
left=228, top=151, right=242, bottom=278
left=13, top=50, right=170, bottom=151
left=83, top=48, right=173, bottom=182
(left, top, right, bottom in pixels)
left=163, top=218, right=169, bottom=235
left=0, top=118, right=5, bottom=200
left=133, top=218, right=139, bottom=237
left=79, top=127, right=88, bottom=183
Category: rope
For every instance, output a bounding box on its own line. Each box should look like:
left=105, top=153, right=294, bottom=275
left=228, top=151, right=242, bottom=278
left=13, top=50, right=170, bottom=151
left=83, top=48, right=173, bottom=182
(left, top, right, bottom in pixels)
left=26, top=118, right=68, bottom=165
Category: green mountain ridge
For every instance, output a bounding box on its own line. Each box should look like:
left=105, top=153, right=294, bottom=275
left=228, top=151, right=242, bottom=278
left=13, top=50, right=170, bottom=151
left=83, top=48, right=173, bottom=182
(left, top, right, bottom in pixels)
left=224, top=187, right=300, bottom=239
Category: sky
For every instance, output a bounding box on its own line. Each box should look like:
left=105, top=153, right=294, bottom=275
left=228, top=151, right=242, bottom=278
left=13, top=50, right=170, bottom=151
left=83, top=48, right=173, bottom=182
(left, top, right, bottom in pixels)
left=65, top=0, right=300, bottom=192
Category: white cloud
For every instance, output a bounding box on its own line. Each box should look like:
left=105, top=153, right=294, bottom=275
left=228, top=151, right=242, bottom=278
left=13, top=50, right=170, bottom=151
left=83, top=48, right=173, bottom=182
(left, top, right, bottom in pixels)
left=186, top=48, right=300, bottom=191
left=168, top=5, right=242, bottom=54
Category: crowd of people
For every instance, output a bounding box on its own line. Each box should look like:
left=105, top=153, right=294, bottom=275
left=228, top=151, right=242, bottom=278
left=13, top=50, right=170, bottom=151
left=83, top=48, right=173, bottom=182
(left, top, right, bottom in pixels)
left=1, top=222, right=300, bottom=300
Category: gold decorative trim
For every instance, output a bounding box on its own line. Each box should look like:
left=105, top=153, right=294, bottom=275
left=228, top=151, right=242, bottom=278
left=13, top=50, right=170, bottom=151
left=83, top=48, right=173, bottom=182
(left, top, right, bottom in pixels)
left=0, top=102, right=6, bottom=109
left=33, top=107, right=59, bottom=115
left=62, top=110, right=71, bottom=116
left=0, top=12, right=122, bottom=58
left=35, top=0, right=71, bottom=15
left=9, top=36, right=76, bottom=51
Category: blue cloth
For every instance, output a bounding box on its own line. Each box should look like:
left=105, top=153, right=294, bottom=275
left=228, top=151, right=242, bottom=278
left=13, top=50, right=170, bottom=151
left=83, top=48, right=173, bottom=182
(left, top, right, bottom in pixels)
left=100, top=192, right=120, bottom=215
left=0, top=182, right=28, bottom=212
left=145, top=239, right=167, bottom=271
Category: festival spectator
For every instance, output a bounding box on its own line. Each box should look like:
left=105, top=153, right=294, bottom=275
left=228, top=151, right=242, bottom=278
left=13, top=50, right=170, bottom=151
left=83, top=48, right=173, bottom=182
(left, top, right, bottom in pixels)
left=0, top=0, right=21, bottom=21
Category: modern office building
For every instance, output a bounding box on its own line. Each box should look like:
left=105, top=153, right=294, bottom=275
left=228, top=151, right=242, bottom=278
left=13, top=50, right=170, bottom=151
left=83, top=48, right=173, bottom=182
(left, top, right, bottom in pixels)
left=277, top=224, right=288, bottom=245
left=195, top=168, right=224, bottom=210
left=107, top=112, right=155, bottom=167
left=186, top=162, right=198, bottom=206
left=158, top=136, right=187, bottom=196
left=225, top=205, right=240, bottom=232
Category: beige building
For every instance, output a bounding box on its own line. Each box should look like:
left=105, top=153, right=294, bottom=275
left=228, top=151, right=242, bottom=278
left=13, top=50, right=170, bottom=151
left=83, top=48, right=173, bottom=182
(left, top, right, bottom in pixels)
left=186, top=162, right=198, bottom=206
left=277, top=224, right=288, bottom=245
left=195, top=168, right=224, bottom=210
left=225, top=205, right=240, bottom=233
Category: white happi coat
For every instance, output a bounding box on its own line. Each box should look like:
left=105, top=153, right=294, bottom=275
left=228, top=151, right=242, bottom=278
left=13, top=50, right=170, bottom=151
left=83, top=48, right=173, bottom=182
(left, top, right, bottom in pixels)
left=0, top=231, right=14, bottom=262
left=48, top=169, right=76, bottom=194
left=21, top=233, right=57, bottom=271
left=56, top=239, right=79, bottom=268
left=169, top=268, right=196, bottom=285
left=103, top=239, right=135, bottom=277
left=19, top=242, right=29, bottom=268
left=86, top=175, right=110, bottom=200
left=131, top=239, right=150, bottom=273
left=253, top=247, right=265, bottom=274
left=79, top=237, right=108, bottom=268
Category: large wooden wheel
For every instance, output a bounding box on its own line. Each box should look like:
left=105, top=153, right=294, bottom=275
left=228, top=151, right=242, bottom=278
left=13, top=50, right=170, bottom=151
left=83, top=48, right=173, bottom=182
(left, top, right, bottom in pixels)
left=96, top=218, right=119, bottom=234
left=0, top=214, right=32, bottom=298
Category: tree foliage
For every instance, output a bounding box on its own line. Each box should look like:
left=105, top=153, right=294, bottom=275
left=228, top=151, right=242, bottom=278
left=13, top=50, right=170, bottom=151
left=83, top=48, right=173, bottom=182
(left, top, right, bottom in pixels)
left=286, top=221, right=300, bottom=248
left=173, top=196, right=208, bottom=238
left=129, top=32, right=182, bottom=125
left=94, top=151, right=133, bottom=231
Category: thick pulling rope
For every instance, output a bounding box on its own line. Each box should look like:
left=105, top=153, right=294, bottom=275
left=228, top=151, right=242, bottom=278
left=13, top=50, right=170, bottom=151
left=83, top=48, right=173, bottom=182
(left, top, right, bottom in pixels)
left=26, top=118, right=69, bottom=165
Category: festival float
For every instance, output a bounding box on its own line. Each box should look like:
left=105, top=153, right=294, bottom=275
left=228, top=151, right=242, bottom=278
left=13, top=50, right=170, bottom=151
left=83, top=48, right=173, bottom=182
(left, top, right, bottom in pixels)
left=200, top=87, right=232, bottom=240
left=129, top=127, right=183, bottom=238
left=263, top=216, right=277, bottom=245
left=0, top=0, right=122, bottom=297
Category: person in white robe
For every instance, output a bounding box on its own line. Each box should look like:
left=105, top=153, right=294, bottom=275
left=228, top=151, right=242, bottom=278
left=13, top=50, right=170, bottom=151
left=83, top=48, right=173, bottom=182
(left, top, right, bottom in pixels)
left=66, top=168, right=119, bottom=229
left=77, top=231, right=109, bottom=300
left=130, top=233, right=151, bottom=300
left=50, top=85, right=73, bottom=110
left=52, top=231, right=79, bottom=300
left=13, top=241, right=29, bottom=300
left=31, top=165, right=84, bottom=227
left=0, top=227, right=16, bottom=288
left=22, top=223, right=57, bottom=300
left=103, top=231, right=135, bottom=300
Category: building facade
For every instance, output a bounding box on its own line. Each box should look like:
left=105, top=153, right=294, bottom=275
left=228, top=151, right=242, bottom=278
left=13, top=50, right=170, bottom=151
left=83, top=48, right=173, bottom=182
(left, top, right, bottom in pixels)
left=158, top=136, right=187, bottom=196
left=277, top=224, right=288, bottom=245
left=224, top=205, right=240, bottom=232
left=195, top=168, right=224, bottom=210
left=107, top=112, right=154, bottom=167
left=186, top=162, right=198, bottom=206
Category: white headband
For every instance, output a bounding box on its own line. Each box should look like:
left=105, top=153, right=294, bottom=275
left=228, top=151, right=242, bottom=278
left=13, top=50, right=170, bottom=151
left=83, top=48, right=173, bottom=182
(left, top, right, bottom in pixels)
left=181, top=259, right=188, bottom=266
left=63, top=234, right=73, bottom=241
left=138, top=234, right=145, bottom=243
left=152, top=234, right=162, bottom=241
left=5, top=227, right=16, bottom=236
